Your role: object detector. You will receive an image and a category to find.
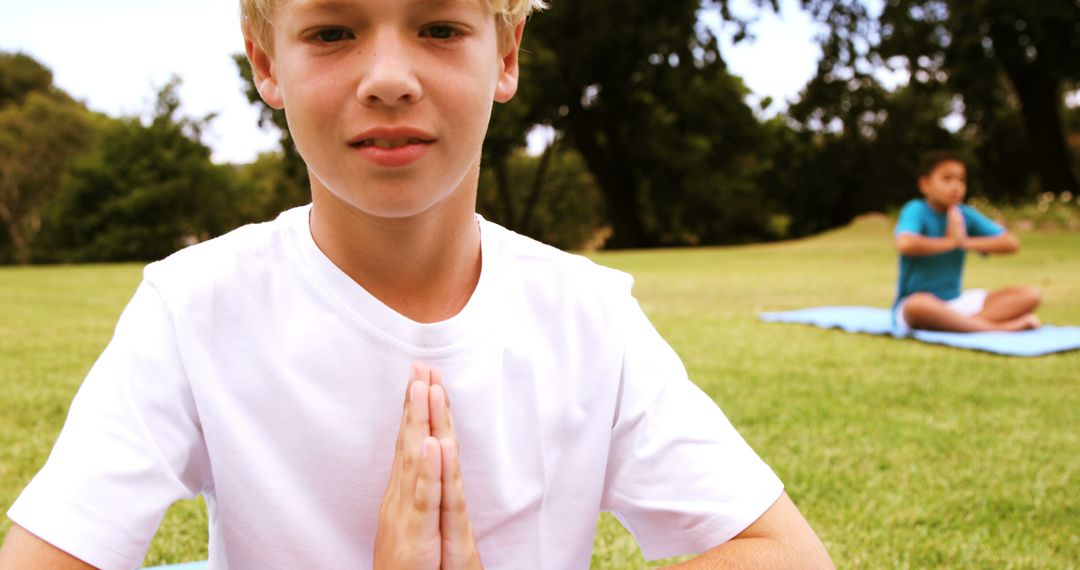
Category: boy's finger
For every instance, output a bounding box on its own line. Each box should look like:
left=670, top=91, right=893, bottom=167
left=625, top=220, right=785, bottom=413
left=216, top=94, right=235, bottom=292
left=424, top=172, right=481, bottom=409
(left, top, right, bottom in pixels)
left=395, top=364, right=428, bottom=454
left=440, top=438, right=472, bottom=543
left=390, top=375, right=419, bottom=484
left=401, top=374, right=432, bottom=492
left=430, top=368, right=459, bottom=435
left=412, top=361, right=429, bottom=386
left=412, top=437, right=443, bottom=536
left=429, top=383, right=454, bottom=440
left=393, top=375, right=414, bottom=456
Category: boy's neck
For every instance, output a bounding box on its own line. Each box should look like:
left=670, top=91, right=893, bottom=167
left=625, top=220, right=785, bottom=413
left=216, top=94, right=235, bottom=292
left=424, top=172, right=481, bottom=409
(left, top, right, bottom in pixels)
left=307, top=181, right=483, bottom=325
left=924, top=198, right=950, bottom=213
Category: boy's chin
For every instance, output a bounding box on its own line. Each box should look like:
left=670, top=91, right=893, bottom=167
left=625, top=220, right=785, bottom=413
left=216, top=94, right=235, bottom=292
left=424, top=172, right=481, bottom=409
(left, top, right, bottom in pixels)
left=339, top=195, right=456, bottom=221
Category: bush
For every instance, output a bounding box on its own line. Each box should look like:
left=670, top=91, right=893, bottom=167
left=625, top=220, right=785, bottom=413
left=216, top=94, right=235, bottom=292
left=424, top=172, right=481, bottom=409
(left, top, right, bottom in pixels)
left=967, top=193, right=1080, bottom=232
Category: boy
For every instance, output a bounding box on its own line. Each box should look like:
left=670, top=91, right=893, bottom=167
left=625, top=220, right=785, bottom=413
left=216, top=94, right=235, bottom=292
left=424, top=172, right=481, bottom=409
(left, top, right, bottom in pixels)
left=894, top=150, right=1041, bottom=333
left=0, top=0, right=832, bottom=568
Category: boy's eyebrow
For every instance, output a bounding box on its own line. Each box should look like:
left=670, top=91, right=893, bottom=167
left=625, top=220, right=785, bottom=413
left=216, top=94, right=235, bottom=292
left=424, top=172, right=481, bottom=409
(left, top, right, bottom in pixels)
left=292, top=0, right=477, bottom=14
left=290, top=0, right=359, bottom=15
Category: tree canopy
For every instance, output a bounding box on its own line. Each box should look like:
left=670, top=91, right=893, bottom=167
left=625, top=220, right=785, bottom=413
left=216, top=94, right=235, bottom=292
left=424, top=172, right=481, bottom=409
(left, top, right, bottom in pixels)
left=35, top=78, right=240, bottom=262
left=0, top=53, right=95, bottom=264
left=798, top=0, right=1080, bottom=202
left=3, top=1, right=1079, bottom=263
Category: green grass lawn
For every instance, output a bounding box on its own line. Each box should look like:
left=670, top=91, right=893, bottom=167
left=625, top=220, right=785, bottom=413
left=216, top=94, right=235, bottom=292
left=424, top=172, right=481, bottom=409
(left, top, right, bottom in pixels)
left=2, top=216, right=1078, bottom=568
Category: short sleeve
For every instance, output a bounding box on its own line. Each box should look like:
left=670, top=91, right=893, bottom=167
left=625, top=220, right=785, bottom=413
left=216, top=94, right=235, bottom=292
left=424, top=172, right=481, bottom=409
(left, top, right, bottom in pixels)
left=895, top=200, right=924, bottom=236
left=599, top=298, right=784, bottom=561
left=961, top=205, right=1005, bottom=237
left=7, top=281, right=211, bottom=570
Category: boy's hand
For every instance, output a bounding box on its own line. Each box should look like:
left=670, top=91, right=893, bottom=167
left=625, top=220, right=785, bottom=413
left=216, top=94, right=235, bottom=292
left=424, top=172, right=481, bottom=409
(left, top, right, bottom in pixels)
left=429, top=368, right=484, bottom=570
left=946, top=206, right=967, bottom=248
left=373, top=371, right=443, bottom=569
left=374, top=364, right=483, bottom=570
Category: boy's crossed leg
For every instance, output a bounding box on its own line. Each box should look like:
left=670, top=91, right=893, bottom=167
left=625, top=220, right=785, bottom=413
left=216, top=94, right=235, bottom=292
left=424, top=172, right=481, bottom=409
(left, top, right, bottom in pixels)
left=902, top=286, right=1041, bottom=333
left=978, top=286, right=1041, bottom=324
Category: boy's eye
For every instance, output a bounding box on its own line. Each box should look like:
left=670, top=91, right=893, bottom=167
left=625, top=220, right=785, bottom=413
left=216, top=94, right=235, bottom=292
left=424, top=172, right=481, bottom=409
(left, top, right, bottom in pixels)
left=313, top=28, right=351, bottom=43
left=420, top=24, right=460, bottom=40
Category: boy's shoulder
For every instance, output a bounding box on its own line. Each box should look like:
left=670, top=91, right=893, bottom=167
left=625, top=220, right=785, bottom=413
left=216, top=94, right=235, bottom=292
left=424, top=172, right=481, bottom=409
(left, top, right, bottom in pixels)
left=140, top=211, right=638, bottom=315
left=900, top=198, right=929, bottom=214
left=958, top=202, right=985, bottom=217
left=481, top=218, right=635, bottom=305
left=142, top=206, right=304, bottom=297
left=484, top=218, right=631, bottom=281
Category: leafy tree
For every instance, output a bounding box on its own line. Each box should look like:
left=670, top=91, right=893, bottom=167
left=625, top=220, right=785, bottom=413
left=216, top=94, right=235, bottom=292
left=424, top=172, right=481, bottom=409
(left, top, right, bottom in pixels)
left=234, top=4, right=788, bottom=248
left=799, top=0, right=1080, bottom=201
left=886, top=0, right=1080, bottom=196
left=0, top=52, right=56, bottom=108
left=36, top=78, right=240, bottom=262
left=481, top=62, right=562, bottom=236
left=230, top=150, right=308, bottom=222
left=477, top=146, right=604, bottom=250
left=784, top=76, right=959, bottom=232
left=518, top=0, right=782, bottom=247
left=1066, top=96, right=1080, bottom=173
left=233, top=54, right=310, bottom=213
left=0, top=53, right=95, bottom=264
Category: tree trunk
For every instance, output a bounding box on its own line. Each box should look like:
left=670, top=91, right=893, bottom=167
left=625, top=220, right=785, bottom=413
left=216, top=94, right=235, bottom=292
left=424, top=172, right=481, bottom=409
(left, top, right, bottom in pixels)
left=993, top=33, right=1080, bottom=197
left=492, top=156, right=517, bottom=227
left=0, top=201, right=29, bottom=264
left=519, top=139, right=558, bottom=236
left=565, top=108, right=650, bottom=249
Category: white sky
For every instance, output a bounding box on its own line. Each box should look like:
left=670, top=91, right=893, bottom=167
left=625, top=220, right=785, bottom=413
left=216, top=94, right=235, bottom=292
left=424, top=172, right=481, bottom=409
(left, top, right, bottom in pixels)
left=2, top=0, right=824, bottom=164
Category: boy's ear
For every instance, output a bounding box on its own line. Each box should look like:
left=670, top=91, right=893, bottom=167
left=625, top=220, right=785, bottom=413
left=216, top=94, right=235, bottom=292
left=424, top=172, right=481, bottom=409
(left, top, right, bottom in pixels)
left=916, top=175, right=930, bottom=195
left=494, top=21, right=526, bottom=104
left=245, top=36, right=285, bottom=110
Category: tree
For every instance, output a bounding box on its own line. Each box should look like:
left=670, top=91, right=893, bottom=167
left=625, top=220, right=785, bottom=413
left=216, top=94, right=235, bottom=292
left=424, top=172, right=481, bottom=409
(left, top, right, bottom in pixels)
left=781, top=0, right=962, bottom=233
left=233, top=4, right=804, bottom=248
left=230, top=151, right=307, bottom=223
left=0, top=53, right=95, bottom=264
left=0, top=52, right=56, bottom=108
left=481, top=63, right=564, bottom=238
left=519, top=0, right=782, bottom=247
left=799, top=0, right=1080, bottom=201
left=36, top=78, right=240, bottom=262
left=233, top=54, right=310, bottom=213
left=477, top=146, right=604, bottom=250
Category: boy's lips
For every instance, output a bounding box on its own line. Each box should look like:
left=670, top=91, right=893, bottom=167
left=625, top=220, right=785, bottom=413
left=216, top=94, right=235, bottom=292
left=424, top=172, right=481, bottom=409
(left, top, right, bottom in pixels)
left=348, top=127, right=435, bottom=167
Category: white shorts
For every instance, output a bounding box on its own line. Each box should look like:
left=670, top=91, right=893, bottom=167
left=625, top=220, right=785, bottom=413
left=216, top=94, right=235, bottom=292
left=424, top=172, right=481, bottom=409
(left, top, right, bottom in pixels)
left=895, top=289, right=988, bottom=333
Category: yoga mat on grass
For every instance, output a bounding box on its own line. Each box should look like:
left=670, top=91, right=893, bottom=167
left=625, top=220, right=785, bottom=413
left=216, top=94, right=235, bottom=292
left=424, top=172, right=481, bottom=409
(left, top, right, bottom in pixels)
left=759, top=306, right=1080, bottom=357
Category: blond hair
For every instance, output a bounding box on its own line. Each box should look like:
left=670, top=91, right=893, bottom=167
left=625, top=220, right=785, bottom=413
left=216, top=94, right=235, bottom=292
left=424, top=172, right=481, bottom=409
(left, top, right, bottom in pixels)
left=241, top=0, right=547, bottom=53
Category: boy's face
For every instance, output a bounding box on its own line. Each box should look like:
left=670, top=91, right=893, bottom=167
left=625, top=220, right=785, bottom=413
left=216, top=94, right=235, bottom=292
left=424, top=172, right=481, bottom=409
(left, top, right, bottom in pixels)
left=247, top=0, right=522, bottom=219
left=918, top=160, right=966, bottom=212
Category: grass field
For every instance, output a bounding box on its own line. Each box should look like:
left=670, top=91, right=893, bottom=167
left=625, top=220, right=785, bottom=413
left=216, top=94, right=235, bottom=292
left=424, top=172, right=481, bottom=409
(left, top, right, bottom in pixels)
left=2, top=216, right=1078, bottom=568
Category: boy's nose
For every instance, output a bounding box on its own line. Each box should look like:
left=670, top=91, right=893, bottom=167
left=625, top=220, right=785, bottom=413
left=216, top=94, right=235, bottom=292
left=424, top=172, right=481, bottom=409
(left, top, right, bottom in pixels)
left=355, top=32, right=422, bottom=107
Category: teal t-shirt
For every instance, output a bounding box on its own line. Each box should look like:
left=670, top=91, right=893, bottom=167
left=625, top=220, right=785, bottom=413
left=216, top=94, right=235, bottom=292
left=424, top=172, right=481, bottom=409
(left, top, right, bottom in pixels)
left=893, top=199, right=1004, bottom=307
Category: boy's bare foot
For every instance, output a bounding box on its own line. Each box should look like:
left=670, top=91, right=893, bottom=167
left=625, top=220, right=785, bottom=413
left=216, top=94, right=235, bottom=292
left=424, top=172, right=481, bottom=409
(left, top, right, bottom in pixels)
left=996, top=314, right=1040, bottom=332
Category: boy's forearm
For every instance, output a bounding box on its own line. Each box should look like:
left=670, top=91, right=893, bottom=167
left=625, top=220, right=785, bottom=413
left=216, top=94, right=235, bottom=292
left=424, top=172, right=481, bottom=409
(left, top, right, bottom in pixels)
left=664, top=494, right=833, bottom=570
left=962, top=233, right=1019, bottom=254
left=665, top=536, right=833, bottom=569
left=0, top=524, right=96, bottom=570
left=896, top=233, right=960, bottom=256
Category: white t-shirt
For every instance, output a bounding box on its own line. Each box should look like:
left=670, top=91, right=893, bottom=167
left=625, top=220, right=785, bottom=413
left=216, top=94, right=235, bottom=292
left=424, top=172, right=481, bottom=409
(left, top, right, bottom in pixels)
left=9, top=206, right=782, bottom=570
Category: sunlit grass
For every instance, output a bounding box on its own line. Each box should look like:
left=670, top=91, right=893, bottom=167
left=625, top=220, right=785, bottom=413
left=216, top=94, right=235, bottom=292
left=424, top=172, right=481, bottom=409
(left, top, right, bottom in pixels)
left=1, top=218, right=1077, bottom=568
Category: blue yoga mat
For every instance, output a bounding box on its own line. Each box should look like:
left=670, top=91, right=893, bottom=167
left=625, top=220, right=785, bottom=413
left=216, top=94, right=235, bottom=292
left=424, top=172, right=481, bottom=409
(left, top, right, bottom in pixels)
left=759, top=306, right=1080, bottom=357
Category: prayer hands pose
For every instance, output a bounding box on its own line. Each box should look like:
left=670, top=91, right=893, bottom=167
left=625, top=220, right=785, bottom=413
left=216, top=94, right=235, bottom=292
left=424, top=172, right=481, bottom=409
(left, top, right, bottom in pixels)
left=373, top=363, right=482, bottom=570
left=946, top=205, right=967, bottom=248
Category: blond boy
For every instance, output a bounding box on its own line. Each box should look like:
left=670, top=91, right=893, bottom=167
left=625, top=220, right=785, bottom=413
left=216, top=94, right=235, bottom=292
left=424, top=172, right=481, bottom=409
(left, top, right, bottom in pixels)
left=0, top=1, right=831, bottom=568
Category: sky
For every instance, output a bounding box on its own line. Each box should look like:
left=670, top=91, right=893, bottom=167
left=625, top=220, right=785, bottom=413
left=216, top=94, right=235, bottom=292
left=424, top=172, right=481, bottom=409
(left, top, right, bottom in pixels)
left=2, top=0, right=825, bottom=164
